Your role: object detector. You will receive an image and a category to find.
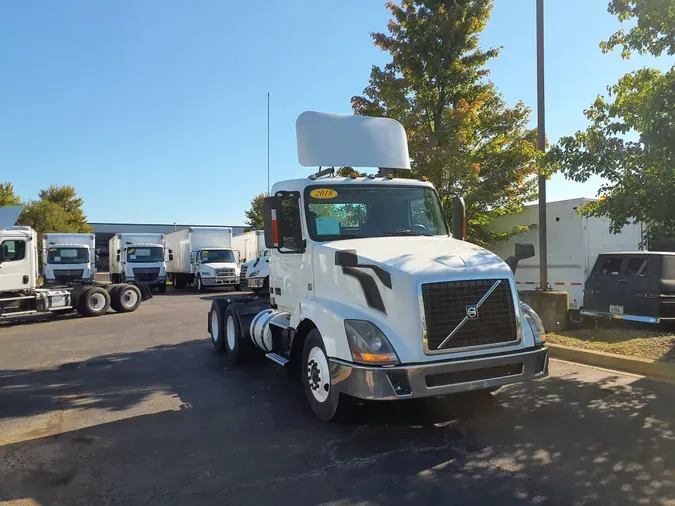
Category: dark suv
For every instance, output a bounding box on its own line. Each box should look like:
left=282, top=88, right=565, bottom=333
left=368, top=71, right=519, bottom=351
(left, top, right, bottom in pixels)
left=581, top=252, right=675, bottom=324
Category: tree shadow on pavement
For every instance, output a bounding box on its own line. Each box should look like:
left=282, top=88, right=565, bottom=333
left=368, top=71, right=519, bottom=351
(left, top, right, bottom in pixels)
left=0, top=341, right=674, bottom=505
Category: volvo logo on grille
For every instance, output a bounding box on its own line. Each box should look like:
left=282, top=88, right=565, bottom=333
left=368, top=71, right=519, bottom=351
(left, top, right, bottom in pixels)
left=466, top=305, right=478, bottom=319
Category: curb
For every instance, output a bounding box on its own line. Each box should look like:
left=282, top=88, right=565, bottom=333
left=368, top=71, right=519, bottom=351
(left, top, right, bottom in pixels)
left=547, top=343, right=675, bottom=385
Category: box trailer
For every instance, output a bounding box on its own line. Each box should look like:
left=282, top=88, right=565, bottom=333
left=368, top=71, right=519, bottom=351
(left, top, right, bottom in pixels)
left=487, top=198, right=643, bottom=313
left=109, top=233, right=168, bottom=292
left=42, top=233, right=96, bottom=284
left=232, top=230, right=266, bottom=265
left=165, top=227, right=239, bottom=291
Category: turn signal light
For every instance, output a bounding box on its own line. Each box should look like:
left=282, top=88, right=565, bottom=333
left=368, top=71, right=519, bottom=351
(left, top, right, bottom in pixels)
left=386, top=173, right=393, bottom=179
left=351, top=350, right=394, bottom=363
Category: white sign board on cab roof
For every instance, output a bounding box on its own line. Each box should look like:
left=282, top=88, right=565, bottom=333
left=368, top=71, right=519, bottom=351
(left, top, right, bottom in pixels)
left=296, top=111, right=411, bottom=170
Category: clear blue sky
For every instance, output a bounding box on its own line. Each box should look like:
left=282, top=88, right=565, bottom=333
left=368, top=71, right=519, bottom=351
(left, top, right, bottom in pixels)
left=0, top=0, right=669, bottom=226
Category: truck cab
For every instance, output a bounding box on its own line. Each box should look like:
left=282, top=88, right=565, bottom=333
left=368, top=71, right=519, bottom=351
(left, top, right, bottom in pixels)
left=242, top=250, right=269, bottom=292
left=43, top=233, right=96, bottom=285
left=190, top=247, right=239, bottom=291
left=109, top=233, right=169, bottom=293
left=208, top=111, right=548, bottom=421
left=0, top=226, right=38, bottom=292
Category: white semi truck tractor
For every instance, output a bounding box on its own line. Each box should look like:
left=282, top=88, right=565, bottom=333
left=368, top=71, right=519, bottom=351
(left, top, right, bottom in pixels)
left=109, top=233, right=169, bottom=293
left=165, top=227, right=240, bottom=292
left=42, top=233, right=96, bottom=285
left=207, top=112, right=549, bottom=422
left=0, top=206, right=149, bottom=319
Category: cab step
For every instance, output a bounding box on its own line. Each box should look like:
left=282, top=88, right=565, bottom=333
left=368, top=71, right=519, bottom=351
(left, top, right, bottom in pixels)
left=265, top=353, right=289, bottom=366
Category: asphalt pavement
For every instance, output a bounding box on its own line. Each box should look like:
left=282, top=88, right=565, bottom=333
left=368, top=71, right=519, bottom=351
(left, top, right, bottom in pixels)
left=0, top=290, right=674, bottom=506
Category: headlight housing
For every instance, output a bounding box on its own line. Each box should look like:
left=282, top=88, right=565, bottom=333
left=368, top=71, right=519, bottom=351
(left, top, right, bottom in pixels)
left=344, top=320, right=399, bottom=365
left=520, top=301, right=545, bottom=345
left=201, top=270, right=214, bottom=277
left=249, top=270, right=260, bottom=278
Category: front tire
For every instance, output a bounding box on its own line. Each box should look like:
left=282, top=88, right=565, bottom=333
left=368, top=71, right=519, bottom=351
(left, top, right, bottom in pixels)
left=78, top=287, right=111, bottom=317
left=197, top=275, right=206, bottom=293
left=302, top=329, right=355, bottom=422
left=158, top=282, right=167, bottom=294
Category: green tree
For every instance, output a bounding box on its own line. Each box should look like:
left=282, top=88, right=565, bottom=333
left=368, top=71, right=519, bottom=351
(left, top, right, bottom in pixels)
left=351, top=0, right=540, bottom=245
left=18, top=185, right=92, bottom=242
left=548, top=0, right=675, bottom=241
left=0, top=182, right=21, bottom=207
left=244, top=193, right=267, bottom=231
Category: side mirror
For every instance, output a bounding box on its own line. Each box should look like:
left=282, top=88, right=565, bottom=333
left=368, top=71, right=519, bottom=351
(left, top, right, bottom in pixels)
left=451, top=196, right=466, bottom=240
left=116, top=249, right=121, bottom=254
left=506, top=243, right=535, bottom=274
left=116, top=254, right=121, bottom=262
left=169, top=253, right=174, bottom=262
left=263, top=195, right=304, bottom=252
left=0, top=245, right=5, bottom=263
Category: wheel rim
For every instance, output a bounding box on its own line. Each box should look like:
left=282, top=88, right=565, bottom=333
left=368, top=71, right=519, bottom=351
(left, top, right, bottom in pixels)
left=90, top=293, right=106, bottom=311
left=307, top=346, right=330, bottom=403
left=121, top=288, right=138, bottom=308
left=226, top=315, right=236, bottom=350
left=211, top=310, right=219, bottom=342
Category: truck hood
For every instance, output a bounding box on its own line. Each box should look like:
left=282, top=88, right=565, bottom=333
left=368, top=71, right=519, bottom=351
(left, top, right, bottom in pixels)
left=321, top=236, right=511, bottom=282
left=201, top=262, right=237, bottom=270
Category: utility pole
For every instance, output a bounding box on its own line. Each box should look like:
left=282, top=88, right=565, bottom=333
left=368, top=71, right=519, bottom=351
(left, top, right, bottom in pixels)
left=537, top=0, right=548, bottom=290
left=267, top=93, right=270, bottom=196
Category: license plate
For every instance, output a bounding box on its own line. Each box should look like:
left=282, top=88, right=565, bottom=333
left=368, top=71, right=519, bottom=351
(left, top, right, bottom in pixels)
left=249, top=278, right=264, bottom=288
left=609, top=305, right=624, bottom=315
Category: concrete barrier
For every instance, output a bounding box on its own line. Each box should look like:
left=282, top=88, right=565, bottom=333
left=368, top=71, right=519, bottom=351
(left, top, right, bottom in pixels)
left=548, top=343, right=675, bottom=385
left=520, top=290, right=569, bottom=332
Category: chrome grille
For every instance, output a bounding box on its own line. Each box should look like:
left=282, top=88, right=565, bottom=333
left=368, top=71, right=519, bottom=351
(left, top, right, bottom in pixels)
left=421, top=278, right=517, bottom=352
left=217, top=268, right=235, bottom=277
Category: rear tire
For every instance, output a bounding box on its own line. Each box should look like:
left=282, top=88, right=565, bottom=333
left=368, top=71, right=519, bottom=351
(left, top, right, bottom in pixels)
left=78, top=287, right=111, bottom=317
left=222, top=305, right=253, bottom=366
left=210, top=304, right=226, bottom=353
left=302, top=329, right=355, bottom=422
left=110, top=284, right=142, bottom=313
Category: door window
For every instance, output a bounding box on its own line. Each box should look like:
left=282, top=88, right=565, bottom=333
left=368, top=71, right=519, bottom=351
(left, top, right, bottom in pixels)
left=598, top=257, right=624, bottom=276
left=1, top=240, right=26, bottom=262
left=625, top=258, right=649, bottom=277
left=280, top=198, right=303, bottom=252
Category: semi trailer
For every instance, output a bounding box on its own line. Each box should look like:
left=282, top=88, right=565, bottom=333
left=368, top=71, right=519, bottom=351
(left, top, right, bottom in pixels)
left=42, top=233, right=96, bottom=285
left=165, top=227, right=239, bottom=291
left=109, top=233, right=169, bottom=293
left=207, top=112, right=549, bottom=422
left=0, top=206, right=148, bottom=320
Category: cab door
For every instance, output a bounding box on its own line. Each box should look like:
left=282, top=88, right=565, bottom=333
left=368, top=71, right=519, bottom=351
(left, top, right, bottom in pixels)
left=584, top=255, right=627, bottom=315
left=0, top=235, right=32, bottom=291
left=622, top=255, right=660, bottom=319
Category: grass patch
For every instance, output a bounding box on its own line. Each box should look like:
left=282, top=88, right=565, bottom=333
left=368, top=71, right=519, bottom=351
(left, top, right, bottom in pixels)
left=545, top=327, right=675, bottom=363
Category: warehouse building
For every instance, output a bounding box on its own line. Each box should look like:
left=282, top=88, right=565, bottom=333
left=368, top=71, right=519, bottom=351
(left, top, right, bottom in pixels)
left=90, top=222, right=246, bottom=271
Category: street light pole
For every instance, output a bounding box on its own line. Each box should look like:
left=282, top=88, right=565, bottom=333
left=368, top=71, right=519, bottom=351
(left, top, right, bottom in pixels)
left=536, top=0, right=548, bottom=290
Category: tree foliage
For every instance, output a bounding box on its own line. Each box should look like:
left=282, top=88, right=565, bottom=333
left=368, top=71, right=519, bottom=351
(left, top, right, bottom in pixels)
left=244, top=193, right=267, bottom=232
left=548, top=0, right=674, bottom=240
left=0, top=183, right=21, bottom=207
left=351, top=0, right=540, bottom=245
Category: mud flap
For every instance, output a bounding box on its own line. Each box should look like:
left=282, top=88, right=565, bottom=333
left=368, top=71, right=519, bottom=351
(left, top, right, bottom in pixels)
left=136, top=282, right=153, bottom=301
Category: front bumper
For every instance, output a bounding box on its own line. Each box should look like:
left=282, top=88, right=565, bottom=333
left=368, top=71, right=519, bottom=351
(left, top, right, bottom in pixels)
left=330, top=346, right=548, bottom=401
left=202, top=276, right=238, bottom=286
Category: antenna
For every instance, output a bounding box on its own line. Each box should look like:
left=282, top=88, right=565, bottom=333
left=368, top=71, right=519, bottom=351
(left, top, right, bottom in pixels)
left=267, top=92, right=270, bottom=195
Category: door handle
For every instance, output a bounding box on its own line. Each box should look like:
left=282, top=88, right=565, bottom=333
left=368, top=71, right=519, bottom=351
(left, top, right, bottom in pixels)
left=618, top=279, right=627, bottom=283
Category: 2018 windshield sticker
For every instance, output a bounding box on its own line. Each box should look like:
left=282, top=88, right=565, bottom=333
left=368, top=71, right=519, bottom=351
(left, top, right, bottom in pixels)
left=310, top=188, right=338, bottom=199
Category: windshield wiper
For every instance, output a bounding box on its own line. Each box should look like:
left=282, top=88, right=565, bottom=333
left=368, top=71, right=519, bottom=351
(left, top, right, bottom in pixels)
left=317, top=233, right=364, bottom=240
left=381, top=231, right=426, bottom=237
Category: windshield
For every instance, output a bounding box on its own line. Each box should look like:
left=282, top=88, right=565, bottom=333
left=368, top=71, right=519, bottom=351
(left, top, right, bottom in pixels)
left=201, top=249, right=235, bottom=263
left=47, top=247, right=89, bottom=264
left=127, top=246, right=164, bottom=263
left=305, top=185, right=448, bottom=241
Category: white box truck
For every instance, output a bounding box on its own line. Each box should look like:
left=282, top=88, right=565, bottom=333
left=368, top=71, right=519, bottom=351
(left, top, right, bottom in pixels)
left=42, top=233, right=96, bottom=285
left=206, top=112, right=548, bottom=422
left=165, top=227, right=240, bottom=292
left=1, top=206, right=148, bottom=320
left=233, top=230, right=269, bottom=288
left=487, top=198, right=643, bottom=315
left=109, top=233, right=168, bottom=293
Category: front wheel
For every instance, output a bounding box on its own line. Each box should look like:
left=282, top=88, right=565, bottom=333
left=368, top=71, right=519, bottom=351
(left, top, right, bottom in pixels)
left=197, top=275, right=206, bottom=293
left=302, top=329, right=355, bottom=422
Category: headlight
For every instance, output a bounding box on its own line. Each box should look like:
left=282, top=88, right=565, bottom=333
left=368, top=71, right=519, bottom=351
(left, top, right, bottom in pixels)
left=344, top=320, right=399, bottom=365
left=249, top=270, right=260, bottom=277
left=201, top=270, right=214, bottom=277
left=520, top=301, right=545, bottom=344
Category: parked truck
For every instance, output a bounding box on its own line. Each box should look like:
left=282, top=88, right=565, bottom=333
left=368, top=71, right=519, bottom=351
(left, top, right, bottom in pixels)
left=109, top=233, right=169, bottom=293
left=165, top=227, right=240, bottom=292
left=233, top=230, right=269, bottom=290
left=42, top=233, right=96, bottom=285
left=207, top=111, right=548, bottom=422
left=0, top=206, right=148, bottom=319
left=487, top=198, right=643, bottom=318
